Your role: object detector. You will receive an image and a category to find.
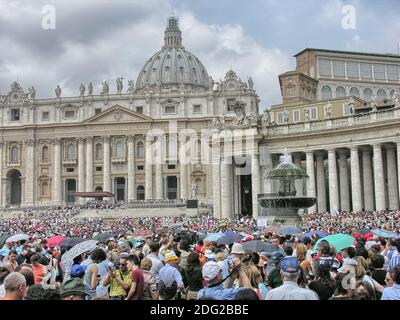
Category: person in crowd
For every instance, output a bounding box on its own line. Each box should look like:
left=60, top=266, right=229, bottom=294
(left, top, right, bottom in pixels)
left=0, top=272, right=27, bottom=300
left=266, top=257, right=319, bottom=300
left=102, top=256, right=132, bottom=300
left=234, top=288, right=260, bottom=300
left=241, top=263, right=268, bottom=300
left=381, top=266, right=400, bottom=300
left=30, top=253, right=48, bottom=285
left=178, top=239, right=191, bottom=270
left=370, top=253, right=386, bottom=286
left=268, top=251, right=284, bottom=290
left=309, top=258, right=336, bottom=300
left=126, top=254, right=144, bottom=300
left=16, top=244, right=32, bottom=265
left=83, top=248, right=106, bottom=298
left=0, top=267, right=10, bottom=298
left=148, top=243, right=163, bottom=283
left=296, top=243, right=312, bottom=279
left=329, top=271, right=355, bottom=300
left=6, top=250, right=18, bottom=272
left=159, top=250, right=185, bottom=298
left=388, top=239, right=400, bottom=272
left=60, top=278, right=89, bottom=300
left=184, top=252, right=203, bottom=300
left=141, top=257, right=157, bottom=300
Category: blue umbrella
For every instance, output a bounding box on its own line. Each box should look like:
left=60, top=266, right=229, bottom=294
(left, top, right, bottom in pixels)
left=204, top=232, right=224, bottom=242
left=371, top=229, right=400, bottom=239
left=305, top=230, right=328, bottom=239
left=217, top=233, right=244, bottom=246
left=278, top=226, right=302, bottom=235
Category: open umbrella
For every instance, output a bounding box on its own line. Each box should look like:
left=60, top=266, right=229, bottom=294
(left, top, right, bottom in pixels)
left=6, top=234, right=30, bottom=243
left=217, top=233, right=244, bottom=246
left=371, top=229, right=400, bottom=239
left=278, top=226, right=302, bottom=235
left=93, top=232, right=114, bottom=243
left=305, top=230, right=328, bottom=239
left=355, top=228, right=370, bottom=236
left=263, top=226, right=280, bottom=233
left=313, top=234, right=355, bottom=252
left=243, top=240, right=279, bottom=253
left=204, top=232, right=224, bottom=242
left=61, top=240, right=98, bottom=271
left=60, top=237, right=86, bottom=248
left=47, top=235, right=65, bottom=248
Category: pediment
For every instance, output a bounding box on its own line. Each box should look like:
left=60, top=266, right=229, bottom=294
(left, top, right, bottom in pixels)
left=83, top=105, right=153, bottom=124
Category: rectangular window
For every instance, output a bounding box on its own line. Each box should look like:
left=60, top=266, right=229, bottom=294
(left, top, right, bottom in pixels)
left=136, top=106, right=143, bottom=114
left=286, top=86, right=295, bottom=97
left=66, top=168, right=74, bottom=173
left=95, top=108, right=102, bottom=115
left=137, top=165, right=144, bottom=170
left=360, top=63, right=372, bottom=79
left=277, top=111, right=285, bottom=124
left=227, top=98, right=236, bottom=112
left=373, top=64, right=386, bottom=80
left=167, top=164, right=176, bottom=170
left=293, top=110, right=300, bottom=123
left=164, top=105, right=176, bottom=114
left=41, top=111, right=49, bottom=121
left=96, top=166, right=102, bottom=172
left=64, top=110, right=75, bottom=118
left=10, top=109, right=20, bottom=121
left=332, top=60, right=345, bottom=78
left=346, top=61, right=359, bottom=79
left=309, top=107, right=317, bottom=120
left=318, top=58, right=332, bottom=77
left=193, top=104, right=201, bottom=114
left=387, top=64, right=399, bottom=81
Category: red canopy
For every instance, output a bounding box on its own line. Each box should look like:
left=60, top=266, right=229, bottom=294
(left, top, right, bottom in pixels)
left=71, top=192, right=114, bottom=197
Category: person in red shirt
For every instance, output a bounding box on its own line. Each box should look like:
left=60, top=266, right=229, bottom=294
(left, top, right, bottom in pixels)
left=126, top=254, right=144, bottom=300
left=30, top=254, right=48, bottom=285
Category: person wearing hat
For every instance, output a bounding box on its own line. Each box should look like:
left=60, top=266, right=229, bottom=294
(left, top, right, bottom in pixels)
left=197, top=257, right=252, bottom=300
left=267, top=251, right=285, bottom=290
left=0, top=248, right=9, bottom=269
left=266, top=257, right=319, bottom=300
left=158, top=250, right=185, bottom=298
left=60, top=278, right=89, bottom=300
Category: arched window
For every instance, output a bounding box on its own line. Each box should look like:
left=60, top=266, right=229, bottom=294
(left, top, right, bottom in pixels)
left=42, top=146, right=49, bottom=162
left=363, top=88, right=373, bottom=102
left=95, top=143, right=103, bottom=160
left=115, top=142, right=124, bottom=158
left=137, top=185, right=145, bottom=200
left=377, top=89, right=387, bottom=101
left=336, top=86, right=346, bottom=98
left=321, top=85, right=332, bottom=100
left=42, top=182, right=49, bottom=197
left=66, top=144, right=76, bottom=160
left=349, top=87, right=360, bottom=97
left=136, top=142, right=144, bottom=158
left=10, top=146, right=18, bottom=162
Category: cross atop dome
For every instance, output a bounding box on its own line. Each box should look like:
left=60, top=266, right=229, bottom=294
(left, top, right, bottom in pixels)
left=163, top=16, right=183, bottom=49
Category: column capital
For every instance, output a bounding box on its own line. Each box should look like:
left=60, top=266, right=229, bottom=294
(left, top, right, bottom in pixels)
left=372, top=142, right=382, bottom=149
left=103, top=136, right=111, bottom=143
left=86, top=137, right=93, bottom=144
left=127, top=135, right=135, bottom=143
left=51, top=138, right=62, bottom=145
left=305, top=150, right=314, bottom=156
left=25, top=139, right=36, bottom=147
left=77, top=137, right=85, bottom=144
left=337, top=148, right=348, bottom=156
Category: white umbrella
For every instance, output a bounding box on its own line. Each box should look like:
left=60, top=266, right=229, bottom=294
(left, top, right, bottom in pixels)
left=61, top=240, right=98, bottom=271
left=6, top=234, right=30, bottom=243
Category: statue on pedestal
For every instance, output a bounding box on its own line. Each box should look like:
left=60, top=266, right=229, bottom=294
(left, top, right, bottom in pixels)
left=208, top=76, right=214, bottom=90
left=128, top=80, right=135, bottom=94
left=370, top=93, right=378, bottom=112
left=101, top=81, right=109, bottom=95
left=248, top=76, right=254, bottom=90
left=55, top=85, right=61, bottom=98
left=79, top=83, right=85, bottom=96
left=28, top=86, right=36, bottom=100
left=190, top=180, right=198, bottom=199
left=324, top=102, right=332, bottom=119
left=116, top=77, right=124, bottom=94
left=88, top=82, right=93, bottom=95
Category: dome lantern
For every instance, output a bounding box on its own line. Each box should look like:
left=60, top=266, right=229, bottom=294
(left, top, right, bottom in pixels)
left=163, top=16, right=183, bottom=49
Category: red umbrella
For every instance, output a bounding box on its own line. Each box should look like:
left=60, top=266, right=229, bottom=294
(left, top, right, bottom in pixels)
left=47, top=235, right=65, bottom=248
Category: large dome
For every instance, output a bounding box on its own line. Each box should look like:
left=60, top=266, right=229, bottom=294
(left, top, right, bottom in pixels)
left=136, top=17, right=209, bottom=91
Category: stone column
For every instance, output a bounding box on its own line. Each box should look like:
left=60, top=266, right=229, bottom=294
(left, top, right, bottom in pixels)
left=155, top=137, right=163, bottom=200
left=78, top=138, right=85, bottom=196
left=52, top=139, right=62, bottom=203
left=315, top=152, right=327, bottom=212
left=103, top=136, right=111, bottom=193
left=328, top=148, right=339, bottom=213
left=362, top=148, right=374, bottom=211
left=338, top=150, right=350, bottom=212
left=397, top=141, right=400, bottom=207
left=221, top=157, right=232, bottom=219
left=350, top=146, right=362, bottom=212
left=24, top=139, right=35, bottom=206
left=127, top=135, right=135, bottom=201
left=145, top=136, right=153, bottom=200
left=0, top=142, right=2, bottom=207
left=306, top=151, right=316, bottom=213
left=251, top=153, right=260, bottom=219
left=179, top=136, right=187, bottom=200
left=373, top=143, right=386, bottom=211
left=293, top=154, right=304, bottom=196
left=386, top=145, right=399, bottom=210
left=85, top=137, right=93, bottom=192
left=212, top=133, right=221, bottom=217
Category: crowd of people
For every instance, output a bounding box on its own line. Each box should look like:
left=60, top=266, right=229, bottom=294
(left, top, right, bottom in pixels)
left=0, top=204, right=399, bottom=301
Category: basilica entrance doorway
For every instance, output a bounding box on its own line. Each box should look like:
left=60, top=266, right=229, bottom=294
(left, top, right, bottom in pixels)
left=6, top=169, right=21, bottom=206
left=240, top=175, right=253, bottom=216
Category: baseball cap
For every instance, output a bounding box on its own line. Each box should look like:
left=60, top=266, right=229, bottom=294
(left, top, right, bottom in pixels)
left=70, top=264, right=87, bottom=278
left=202, top=261, right=221, bottom=281
left=280, top=257, right=300, bottom=273
left=164, top=250, right=178, bottom=263
left=60, top=278, right=89, bottom=298
left=271, top=251, right=285, bottom=264
left=231, top=243, right=245, bottom=255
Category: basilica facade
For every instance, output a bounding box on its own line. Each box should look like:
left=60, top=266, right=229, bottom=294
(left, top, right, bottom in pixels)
left=1, top=17, right=400, bottom=218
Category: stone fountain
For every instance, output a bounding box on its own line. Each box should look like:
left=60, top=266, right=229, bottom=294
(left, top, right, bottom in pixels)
left=258, top=151, right=317, bottom=227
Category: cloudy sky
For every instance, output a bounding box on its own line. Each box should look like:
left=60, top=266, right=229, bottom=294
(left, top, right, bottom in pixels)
left=0, top=0, right=399, bottom=109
